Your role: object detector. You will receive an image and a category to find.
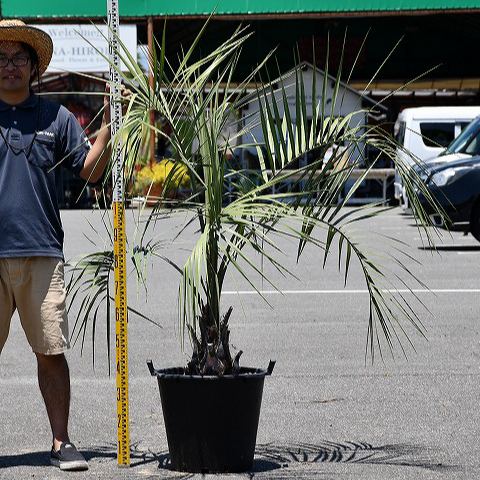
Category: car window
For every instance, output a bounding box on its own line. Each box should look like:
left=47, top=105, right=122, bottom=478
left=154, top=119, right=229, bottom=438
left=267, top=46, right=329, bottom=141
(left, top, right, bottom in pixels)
left=419, top=122, right=455, bottom=148
left=442, top=118, right=480, bottom=156
left=464, top=130, right=480, bottom=155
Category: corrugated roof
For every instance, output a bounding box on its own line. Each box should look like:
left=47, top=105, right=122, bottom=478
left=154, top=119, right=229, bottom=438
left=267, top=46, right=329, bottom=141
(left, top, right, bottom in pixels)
left=1, top=0, right=478, bottom=19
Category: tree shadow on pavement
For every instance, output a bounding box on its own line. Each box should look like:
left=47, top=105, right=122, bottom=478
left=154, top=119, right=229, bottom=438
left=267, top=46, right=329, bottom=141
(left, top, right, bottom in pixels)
left=250, top=441, right=462, bottom=476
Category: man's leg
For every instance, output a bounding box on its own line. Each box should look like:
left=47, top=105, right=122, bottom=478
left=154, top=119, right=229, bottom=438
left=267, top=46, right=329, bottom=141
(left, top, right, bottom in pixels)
left=36, top=352, right=70, bottom=451
left=36, top=352, right=88, bottom=471
left=16, top=258, right=88, bottom=470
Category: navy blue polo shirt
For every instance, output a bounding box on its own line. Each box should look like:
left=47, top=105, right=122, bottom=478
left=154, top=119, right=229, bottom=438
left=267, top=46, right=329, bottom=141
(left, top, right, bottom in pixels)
left=0, top=92, right=90, bottom=259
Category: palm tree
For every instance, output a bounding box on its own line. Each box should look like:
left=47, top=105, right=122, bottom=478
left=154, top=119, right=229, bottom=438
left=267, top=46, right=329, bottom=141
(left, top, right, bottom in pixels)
left=67, top=21, right=442, bottom=369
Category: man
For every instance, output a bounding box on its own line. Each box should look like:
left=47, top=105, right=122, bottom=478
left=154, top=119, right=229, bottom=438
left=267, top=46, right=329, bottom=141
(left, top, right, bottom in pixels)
left=0, top=19, right=112, bottom=471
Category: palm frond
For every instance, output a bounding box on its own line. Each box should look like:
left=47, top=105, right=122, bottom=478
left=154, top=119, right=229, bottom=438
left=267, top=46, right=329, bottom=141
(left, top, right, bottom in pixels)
left=68, top=20, right=445, bottom=366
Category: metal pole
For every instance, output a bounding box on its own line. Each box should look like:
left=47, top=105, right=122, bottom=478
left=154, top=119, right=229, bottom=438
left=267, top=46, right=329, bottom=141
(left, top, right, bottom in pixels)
left=148, top=16, right=155, bottom=166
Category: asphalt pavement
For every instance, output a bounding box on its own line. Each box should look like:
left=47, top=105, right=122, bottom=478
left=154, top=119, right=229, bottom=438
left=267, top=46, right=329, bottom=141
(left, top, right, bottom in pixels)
left=0, top=207, right=479, bottom=479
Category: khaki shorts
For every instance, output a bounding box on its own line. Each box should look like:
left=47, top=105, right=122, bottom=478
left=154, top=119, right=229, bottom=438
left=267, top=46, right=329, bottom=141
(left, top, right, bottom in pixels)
left=0, top=257, right=70, bottom=355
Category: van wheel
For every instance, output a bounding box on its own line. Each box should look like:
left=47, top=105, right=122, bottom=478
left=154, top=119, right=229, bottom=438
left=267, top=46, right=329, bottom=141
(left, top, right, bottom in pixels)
left=470, top=200, right=480, bottom=242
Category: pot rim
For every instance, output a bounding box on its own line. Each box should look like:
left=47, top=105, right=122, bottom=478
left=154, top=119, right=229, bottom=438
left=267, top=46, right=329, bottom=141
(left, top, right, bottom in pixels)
left=147, top=360, right=275, bottom=379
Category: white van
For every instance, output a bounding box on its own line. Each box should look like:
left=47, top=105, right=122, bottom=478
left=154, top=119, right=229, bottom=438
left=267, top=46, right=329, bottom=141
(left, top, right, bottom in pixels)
left=393, top=106, right=480, bottom=204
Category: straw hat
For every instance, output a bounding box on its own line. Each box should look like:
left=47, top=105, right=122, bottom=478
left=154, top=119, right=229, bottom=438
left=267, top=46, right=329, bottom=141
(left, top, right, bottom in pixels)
left=0, top=19, right=53, bottom=76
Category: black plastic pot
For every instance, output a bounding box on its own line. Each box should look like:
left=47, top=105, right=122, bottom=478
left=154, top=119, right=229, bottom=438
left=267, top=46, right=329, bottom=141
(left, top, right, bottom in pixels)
left=147, top=360, right=275, bottom=473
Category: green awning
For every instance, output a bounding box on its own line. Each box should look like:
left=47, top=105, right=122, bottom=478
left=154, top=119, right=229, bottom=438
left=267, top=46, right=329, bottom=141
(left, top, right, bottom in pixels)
left=1, top=0, right=477, bottom=19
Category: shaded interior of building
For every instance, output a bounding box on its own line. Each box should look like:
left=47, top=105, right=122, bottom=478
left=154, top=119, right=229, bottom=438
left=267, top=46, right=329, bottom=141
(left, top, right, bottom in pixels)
left=30, top=10, right=480, bottom=207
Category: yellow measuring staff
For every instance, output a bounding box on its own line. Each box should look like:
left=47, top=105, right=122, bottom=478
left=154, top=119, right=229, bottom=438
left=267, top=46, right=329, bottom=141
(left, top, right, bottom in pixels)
left=114, top=202, right=130, bottom=466
left=108, top=0, right=130, bottom=466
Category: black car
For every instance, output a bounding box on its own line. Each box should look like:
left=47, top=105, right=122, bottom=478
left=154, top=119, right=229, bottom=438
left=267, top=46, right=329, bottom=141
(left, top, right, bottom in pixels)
left=416, top=155, right=480, bottom=241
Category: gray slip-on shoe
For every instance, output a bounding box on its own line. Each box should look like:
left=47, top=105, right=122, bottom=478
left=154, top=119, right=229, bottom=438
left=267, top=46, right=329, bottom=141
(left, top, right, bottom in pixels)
left=50, top=442, right=88, bottom=471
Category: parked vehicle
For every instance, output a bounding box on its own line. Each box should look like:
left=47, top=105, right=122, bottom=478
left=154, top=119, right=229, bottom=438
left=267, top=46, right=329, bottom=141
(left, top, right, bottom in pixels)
left=416, top=155, right=480, bottom=241
left=411, top=114, right=480, bottom=196
left=393, top=106, right=480, bottom=207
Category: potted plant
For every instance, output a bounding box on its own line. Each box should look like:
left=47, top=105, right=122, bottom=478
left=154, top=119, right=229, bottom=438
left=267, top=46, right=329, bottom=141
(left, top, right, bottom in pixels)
left=67, top=21, right=443, bottom=473
left=133, top=159, right=190, bottom=205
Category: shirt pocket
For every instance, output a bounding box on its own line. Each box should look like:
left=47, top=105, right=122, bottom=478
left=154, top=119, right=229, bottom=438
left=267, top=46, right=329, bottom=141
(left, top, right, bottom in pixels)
left=27, top=137, right=56, bottom=170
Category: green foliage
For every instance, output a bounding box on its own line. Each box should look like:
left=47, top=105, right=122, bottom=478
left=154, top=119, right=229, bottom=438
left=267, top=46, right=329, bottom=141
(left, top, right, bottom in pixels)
left=68, top=20, right=444, bottom=368
left=133, top=159, right=190, bottom=194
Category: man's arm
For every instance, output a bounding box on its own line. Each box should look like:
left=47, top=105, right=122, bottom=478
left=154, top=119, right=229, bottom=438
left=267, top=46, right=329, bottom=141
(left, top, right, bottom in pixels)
left=79, top=86, right=111, bottom=183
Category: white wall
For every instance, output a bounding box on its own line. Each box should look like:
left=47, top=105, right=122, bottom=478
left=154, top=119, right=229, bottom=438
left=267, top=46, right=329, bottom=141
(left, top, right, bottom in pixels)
left=240, top=65, right=367, bottom=166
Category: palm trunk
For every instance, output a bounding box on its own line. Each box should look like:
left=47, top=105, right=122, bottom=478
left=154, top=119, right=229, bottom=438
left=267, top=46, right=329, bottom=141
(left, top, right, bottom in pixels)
left=206, top=230, right=219, bottom=330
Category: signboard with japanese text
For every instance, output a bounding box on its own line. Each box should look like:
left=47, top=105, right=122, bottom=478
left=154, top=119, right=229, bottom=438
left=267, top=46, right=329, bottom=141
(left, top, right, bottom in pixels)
left=36, top=24, right=137, bottom=73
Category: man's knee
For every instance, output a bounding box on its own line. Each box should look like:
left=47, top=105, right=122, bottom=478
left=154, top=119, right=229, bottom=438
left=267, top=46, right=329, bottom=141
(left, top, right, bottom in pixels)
left=35, top=352, right=69, bottom=371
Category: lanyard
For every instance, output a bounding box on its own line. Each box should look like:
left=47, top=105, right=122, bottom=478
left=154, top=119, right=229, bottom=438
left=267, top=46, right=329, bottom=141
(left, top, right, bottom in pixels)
left=0, top=102, right=39, bottom=157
